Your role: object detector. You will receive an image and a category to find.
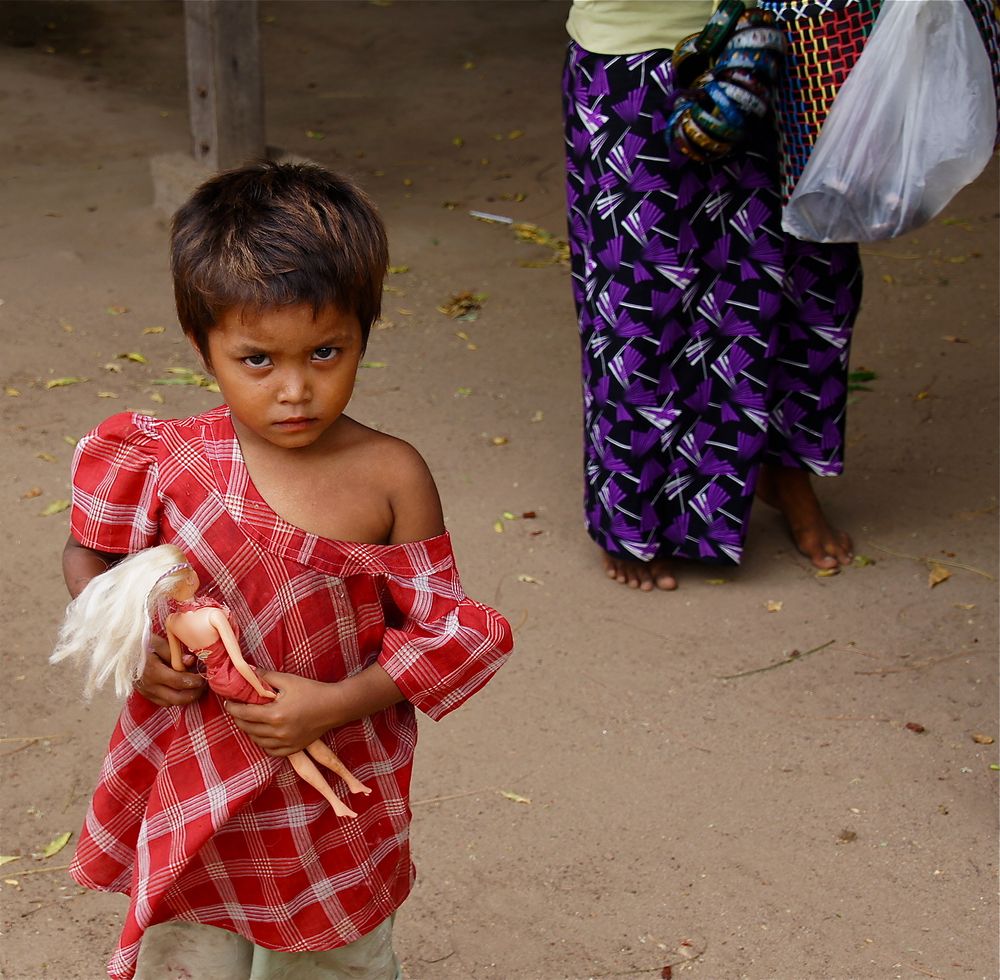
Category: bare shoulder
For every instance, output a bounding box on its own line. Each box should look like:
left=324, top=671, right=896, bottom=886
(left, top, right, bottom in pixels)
left=344, top=422, right=445, bottom=543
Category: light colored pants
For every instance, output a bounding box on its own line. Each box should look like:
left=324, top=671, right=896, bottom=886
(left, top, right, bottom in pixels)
left=134, top=916, right=401, bottom=980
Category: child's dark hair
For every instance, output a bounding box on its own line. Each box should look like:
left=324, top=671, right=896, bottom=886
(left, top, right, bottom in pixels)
left=171, top=161, right=388, bottom=356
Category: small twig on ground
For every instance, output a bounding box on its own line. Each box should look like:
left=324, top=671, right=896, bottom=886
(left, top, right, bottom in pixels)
left=869, top=542, right=995, bottom=580
left=906, top=962, right=945, bottom=979
left=4, top=864, right=72, bottom=877
left=0, top=735, right=71, bottom=760
left=854, top=648, right=977, bottom=676
left=412, top=770, right=536, bottom=808
left=774, top=713, right=893, bottom=723
left=411, top=787, right=495, bottom=807
left=510, top=609, right=529, bottom=634
left=588, top=940, right=706, bottom=979
left=0, top=735, right=67, bottom=743
left=717, top=640, right=836, bottom=680
left=420, top=951, right=456, bottom=965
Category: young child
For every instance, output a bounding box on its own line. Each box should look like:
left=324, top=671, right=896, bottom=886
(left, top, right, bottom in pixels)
left=60, top=161, right=514, bottom=980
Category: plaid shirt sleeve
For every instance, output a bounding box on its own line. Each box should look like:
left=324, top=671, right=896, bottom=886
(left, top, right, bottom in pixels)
left=70, top=412, right=162, bottom=554
left=378, top=550, right=513, bottom=721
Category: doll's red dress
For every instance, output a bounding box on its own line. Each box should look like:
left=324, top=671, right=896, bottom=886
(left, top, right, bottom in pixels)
left=165, top=596, right=272, bottom=704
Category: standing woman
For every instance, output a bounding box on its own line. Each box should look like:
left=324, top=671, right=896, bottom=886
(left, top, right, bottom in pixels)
left=563, top=0, right=862, bottom=590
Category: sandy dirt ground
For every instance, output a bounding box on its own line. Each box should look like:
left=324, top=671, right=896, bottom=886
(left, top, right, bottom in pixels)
left=1, top=3, right=998, bottom=979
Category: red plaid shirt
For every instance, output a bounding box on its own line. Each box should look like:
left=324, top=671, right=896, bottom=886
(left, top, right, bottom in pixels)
left=68, top=407, right=513, bottom=980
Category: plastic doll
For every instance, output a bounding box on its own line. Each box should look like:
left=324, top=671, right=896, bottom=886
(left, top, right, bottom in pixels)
left=51, top=543, right=372, bottom=818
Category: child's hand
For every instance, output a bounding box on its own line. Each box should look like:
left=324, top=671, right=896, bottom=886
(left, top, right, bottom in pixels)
left=224, top=672, right=343, bottom=756
left=134, top=635, right=206, bottom=707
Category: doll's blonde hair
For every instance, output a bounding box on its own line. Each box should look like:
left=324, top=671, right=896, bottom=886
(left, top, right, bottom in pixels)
left=51, top=544, right=193, bottom=699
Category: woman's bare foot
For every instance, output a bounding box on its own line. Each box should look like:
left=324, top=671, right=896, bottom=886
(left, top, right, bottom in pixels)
left=603, top=552, right=678, bottom=591
left=756, top=463, right=853, bottom=569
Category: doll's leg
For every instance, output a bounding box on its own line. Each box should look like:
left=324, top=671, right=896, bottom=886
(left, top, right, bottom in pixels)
left=306, top=739, right=372, bottom=796
left=288, top=751, right=358, bottom=818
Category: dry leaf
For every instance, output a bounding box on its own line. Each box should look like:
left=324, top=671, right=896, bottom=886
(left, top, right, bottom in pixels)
left=498, top=790, right=531, bottom=804
left=491, top=436, right=509, bottom=446
left=39, top=831, right=72, bottom=858
left=927, top=563, right=951, bottom=588
left=153, top=368, right=218, bottom=392
left=387, top=265, right=410, bottom=274
left=143, top=326, right=166, bottom=334
left=97, top=391, right=118, bottom=399
left=62, top=436, right=77, bottom=446
left=36, top=453, right=56, bottom=463
left=954, top=602, right=976, bottom=610
left=971, top=733, right=994, bottom=745
left=21, top=487, right=42, bottom=500
left=360, top=361, right=387, bottom=369
left=942, top=335, right=969, bottom=343
left=766, top=600, right=783, bottom=613
left=5, top=387, right=21, bottom=397
left=816, top=568, right=839, bottom=578
left=117, top=352, right=148, bottom=364
left=853, top=555, right=875, bottom=567
left=905, top=721, right=926, bottom=734
left=40, top=499, right=70, bottom=516
left=437, top=291, right=486, bottom=320
left=705, top=578, right=726, bottom=585
left=45, top=377, right=88, bottom=389
left=511, top=222, right=570, bottom=265
left=106, top=305, right=128, bottom=316
left=530, top=410, right=544, bottom=423
left=0, top=856, right=19, bottom=867
left=149, top=392, right=165, bottom=404
left=493, top=520, right=504, bottom=534
left=517, top=574, right=542, bottom=585
left=305, top=130, right=325, bottom=140
left=103, top=363, right=122, bottom=373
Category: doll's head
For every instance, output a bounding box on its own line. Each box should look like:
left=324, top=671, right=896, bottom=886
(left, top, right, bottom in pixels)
left=170, top=161, right=388, bottom=360
left=51, top=544, right=197, bottom=699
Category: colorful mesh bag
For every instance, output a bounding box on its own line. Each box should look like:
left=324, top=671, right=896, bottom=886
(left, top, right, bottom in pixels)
left=758, top=0, right=882, bottom=200
left=963, top=0, right=1000, bottom=142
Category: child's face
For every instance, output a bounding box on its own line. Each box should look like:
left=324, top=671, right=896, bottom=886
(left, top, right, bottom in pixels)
left=199, top=303, right=364, bottom=453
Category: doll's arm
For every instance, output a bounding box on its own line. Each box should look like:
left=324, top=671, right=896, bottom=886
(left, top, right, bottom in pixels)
left=164, top=623, right=188, bottom=673
left=210, top=610, right=277, bottom=700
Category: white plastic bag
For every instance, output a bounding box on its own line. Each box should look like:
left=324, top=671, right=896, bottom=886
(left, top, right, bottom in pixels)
left=782, top=0, right=997, bottom=243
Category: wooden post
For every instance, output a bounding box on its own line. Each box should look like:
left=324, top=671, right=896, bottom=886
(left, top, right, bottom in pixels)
left=184, top=0, right=266, bottom=172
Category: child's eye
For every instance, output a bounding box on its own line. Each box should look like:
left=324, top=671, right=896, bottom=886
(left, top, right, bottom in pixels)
left=312, top=347, right=338, bottom=361
left=243, top=353, right=271, bottom=367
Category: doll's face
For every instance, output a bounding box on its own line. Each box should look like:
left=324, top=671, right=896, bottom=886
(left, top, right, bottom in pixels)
left=170, top=568, right=200, bottom=601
